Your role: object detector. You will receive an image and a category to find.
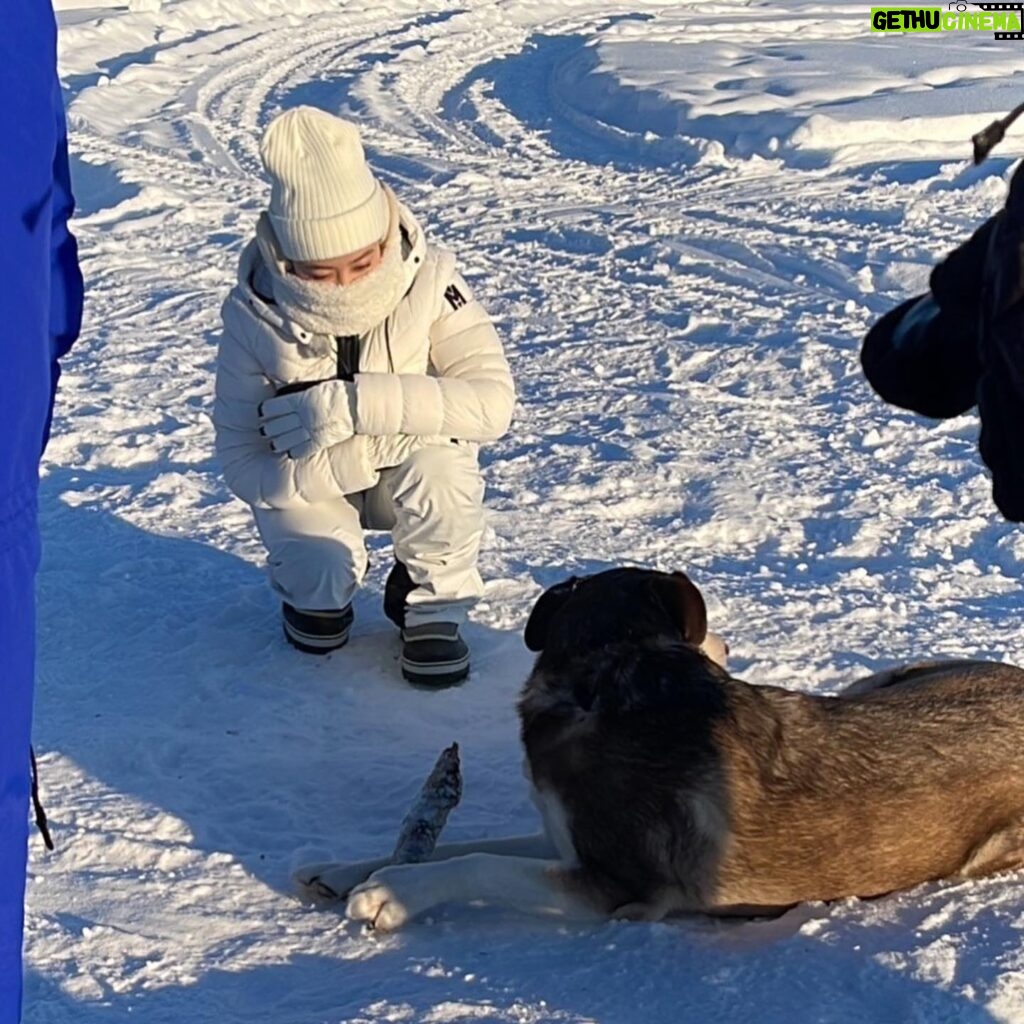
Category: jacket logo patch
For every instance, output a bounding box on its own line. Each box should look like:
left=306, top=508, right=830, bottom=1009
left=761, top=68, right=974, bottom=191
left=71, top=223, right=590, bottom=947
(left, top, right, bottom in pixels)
left=444, top=283, right=467, bottom=310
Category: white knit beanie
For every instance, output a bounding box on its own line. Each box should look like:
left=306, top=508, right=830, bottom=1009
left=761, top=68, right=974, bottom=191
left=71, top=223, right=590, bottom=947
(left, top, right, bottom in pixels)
left=259, top=107, right=389, bottom=262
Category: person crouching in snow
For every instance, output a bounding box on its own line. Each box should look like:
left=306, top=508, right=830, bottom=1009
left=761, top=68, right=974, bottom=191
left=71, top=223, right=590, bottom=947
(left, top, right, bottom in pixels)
left=214, top=106, right=514, bottom=686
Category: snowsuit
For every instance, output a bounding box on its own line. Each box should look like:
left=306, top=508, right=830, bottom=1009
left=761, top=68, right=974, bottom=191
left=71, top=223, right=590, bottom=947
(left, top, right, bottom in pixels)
left=1, top=5, right=83, bottom=1022
left=215, top=200, right=514, bottom=625
left=861, top=159, right=1024, bottom=521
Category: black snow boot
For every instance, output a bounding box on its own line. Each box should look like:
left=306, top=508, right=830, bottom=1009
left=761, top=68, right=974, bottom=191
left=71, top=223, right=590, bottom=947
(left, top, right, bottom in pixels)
left=282, top=602, right=353, bottom=654
left=383, top=560, right=471, bottom=686
left=400, top=622, right=470, bottom=688
left=383, top=560, right=415, bottom=630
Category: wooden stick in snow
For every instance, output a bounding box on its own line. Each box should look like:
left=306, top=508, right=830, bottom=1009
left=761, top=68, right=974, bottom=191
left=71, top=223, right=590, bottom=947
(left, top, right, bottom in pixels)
left=390, top=742, right=462, bottom=864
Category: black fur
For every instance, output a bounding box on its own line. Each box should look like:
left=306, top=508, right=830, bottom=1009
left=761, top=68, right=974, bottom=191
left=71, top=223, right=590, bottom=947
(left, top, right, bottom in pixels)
left=524, top=567, right=707, bottom=661
left=519, top=568, right=729, bottom=909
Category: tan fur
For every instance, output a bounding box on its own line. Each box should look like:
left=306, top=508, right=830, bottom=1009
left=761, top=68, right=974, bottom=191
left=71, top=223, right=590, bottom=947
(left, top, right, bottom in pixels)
left=694, top=663, right=1024, bottom=911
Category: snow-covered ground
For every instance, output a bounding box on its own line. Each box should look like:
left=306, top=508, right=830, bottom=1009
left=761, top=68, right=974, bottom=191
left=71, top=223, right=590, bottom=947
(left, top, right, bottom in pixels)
left=27, top=0, right=1024, bottom=1020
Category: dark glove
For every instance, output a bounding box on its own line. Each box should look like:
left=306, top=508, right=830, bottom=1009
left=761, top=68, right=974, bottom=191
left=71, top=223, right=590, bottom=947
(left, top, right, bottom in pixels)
left=860, top=217, right=996, bottom=420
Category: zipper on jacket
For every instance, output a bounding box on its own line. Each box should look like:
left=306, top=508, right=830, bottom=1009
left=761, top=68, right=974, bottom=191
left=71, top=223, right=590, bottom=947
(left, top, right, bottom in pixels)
left=335, top=334, right=360, bottom=381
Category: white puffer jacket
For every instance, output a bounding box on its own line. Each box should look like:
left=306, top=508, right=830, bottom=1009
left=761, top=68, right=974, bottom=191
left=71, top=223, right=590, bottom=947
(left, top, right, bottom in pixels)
left=214, top=202, right=514, bottom=510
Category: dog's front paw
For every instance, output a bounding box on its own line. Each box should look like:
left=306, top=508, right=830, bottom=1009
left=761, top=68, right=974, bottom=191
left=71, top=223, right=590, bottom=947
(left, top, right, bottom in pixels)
left=346, top=867, right=419, bottom=931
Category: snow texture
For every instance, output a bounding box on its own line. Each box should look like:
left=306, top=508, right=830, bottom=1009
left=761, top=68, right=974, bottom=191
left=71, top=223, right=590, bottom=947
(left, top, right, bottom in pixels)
left=28, top=0, right=1024, bottom=1020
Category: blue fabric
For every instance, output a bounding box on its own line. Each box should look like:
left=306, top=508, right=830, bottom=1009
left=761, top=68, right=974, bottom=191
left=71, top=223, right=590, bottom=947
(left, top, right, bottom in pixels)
left=46, top=78, right=84, bottom=451
left=0, top=4, right=82, bottom=1022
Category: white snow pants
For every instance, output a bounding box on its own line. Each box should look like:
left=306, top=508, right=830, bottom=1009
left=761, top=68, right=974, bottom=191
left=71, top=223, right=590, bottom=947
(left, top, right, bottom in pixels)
left=252, top=443, right=485, bottom=627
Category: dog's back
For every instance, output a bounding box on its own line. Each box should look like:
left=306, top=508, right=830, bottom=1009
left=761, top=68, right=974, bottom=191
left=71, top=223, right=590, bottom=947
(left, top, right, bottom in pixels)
left=712, top=661, right=1024, bottom=909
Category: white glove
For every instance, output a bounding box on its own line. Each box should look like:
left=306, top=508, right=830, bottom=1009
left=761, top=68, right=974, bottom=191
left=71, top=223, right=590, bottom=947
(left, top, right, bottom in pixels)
left=259, top=380, right=357, bottom=459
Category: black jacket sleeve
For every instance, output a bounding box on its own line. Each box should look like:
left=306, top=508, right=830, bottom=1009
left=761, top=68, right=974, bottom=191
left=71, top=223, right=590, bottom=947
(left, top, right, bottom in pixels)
left=860, top=216, right=994, bottom=421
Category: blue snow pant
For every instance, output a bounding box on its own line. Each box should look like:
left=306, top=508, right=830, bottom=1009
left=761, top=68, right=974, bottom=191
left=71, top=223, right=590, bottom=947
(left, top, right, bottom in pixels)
left=0, top=3, right=83, bottom=1021
left=0, top=523, right=40, bottom=1024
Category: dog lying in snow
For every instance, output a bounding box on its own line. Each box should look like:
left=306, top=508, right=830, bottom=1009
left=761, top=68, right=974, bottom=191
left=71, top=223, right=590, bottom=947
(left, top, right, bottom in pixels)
left=296, top=567, right=1024, bottom=930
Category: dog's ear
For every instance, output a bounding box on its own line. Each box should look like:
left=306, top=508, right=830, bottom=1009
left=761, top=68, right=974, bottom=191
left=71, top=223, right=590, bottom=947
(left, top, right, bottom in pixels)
left=524, top=576, right=580, bottom=652
left=668, top=571, right=707, bottom=646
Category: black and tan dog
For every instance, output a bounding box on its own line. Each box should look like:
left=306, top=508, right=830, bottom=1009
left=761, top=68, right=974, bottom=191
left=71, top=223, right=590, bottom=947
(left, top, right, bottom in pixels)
left=296, top=567, right=1024, bottom=930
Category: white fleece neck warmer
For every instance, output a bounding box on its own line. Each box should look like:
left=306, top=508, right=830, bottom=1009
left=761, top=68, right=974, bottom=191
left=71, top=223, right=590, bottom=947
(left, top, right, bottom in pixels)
left=256, top=187, right=407, bottom=338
